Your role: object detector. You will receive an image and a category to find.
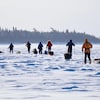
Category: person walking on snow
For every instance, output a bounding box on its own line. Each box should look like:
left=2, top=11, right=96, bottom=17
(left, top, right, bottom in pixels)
left=66, top=40, right=75, bottom=58
left=26, top=41, right=31, bottom=53
left=38, top=42, right=43, bottom=54
left=82, top=38, right=93, bottom=64
left=46, top=40, right=53, bottom=52
left=9, top=43, right=14, bottom=53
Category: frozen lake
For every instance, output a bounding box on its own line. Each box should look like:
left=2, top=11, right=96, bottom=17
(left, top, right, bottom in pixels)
left=0, top=44, right=100, bottom=100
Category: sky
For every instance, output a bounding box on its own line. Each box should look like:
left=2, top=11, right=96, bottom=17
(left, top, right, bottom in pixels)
left=0, top=0, right=100, bottom=37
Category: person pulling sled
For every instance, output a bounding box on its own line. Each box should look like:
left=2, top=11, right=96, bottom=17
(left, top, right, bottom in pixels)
left=64, top=40, right=75, bottom=59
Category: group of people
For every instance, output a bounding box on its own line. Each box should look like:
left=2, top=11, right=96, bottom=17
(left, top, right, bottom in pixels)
left=65, top=38, right=92, bottom=64
left=8, top=38, right=93, bottom=64
left=25, top=40, right=53, bottom=54
left=8, top=40, right=53, bottom=54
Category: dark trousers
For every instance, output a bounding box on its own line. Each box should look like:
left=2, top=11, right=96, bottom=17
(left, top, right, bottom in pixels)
left=48, top=47, right=51, bottom=52
left=84, top=53, right=91, bottom=64
left=39, top=49, right=42, bottom=54
left=28, top=47, right=30, bottom=53
left=10, top=49, right=13, bottom=53
left=68, top=51, right=72, bottom=59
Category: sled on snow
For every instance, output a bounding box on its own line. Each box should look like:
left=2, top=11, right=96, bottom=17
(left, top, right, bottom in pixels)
left=16, top=51, right=21, bottom=54
left=44, top=50, right=48, bottom=54
left=44, top=50, right=54, bottom=56
left=64, top=53, right=71, bottom=60
left=48, top=51, right=54, bottom=56
left=0, top=51, right=3, bottom=53
left=33, top=48, right=38, bottom=54
left=94, top=58, right=100, bottom=64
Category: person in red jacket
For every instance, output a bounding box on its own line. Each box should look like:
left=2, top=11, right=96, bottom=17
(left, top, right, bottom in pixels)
left=46, top=40, right=53, bottom=52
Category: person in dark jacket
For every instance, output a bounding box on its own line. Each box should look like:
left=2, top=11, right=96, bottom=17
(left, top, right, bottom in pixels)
left=66, top=40, right=75, bottom=58
left=26, top=41, right=31, bottom=53
left=9, top=43, right=14, bottom=53
left=38, top=42, right=43, bottom=54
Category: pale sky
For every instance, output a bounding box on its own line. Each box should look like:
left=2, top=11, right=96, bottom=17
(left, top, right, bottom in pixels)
left=0, top=0, right=100, bottom=37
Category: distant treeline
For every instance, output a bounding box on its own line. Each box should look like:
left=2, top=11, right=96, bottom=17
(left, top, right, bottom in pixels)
left=0, top=27, right=100, bottom=43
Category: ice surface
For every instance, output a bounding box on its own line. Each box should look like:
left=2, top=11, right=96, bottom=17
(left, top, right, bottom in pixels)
left=0, top=44, right=100, bottom=100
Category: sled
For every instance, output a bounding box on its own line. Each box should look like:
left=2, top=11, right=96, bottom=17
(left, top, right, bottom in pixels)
left=16, top=51, right=21, bottom=54
left=44, top=50, right=48, bottom=54
left=94, top=58, right=100, bottom=64
left=0, top=51, right=3, bottom=53
left=33, top=49, right=38, bottom=54
left=64, top=53, right=71, bottom=60
left=48, top=51, right=54, bottom=56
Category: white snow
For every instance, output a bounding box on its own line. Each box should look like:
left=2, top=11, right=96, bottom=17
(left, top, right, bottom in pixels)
left=0, top=44, right=100, bottom=100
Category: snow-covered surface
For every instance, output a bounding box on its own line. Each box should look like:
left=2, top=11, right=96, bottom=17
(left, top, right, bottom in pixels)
left=0, top=44, right=100, bottom=100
